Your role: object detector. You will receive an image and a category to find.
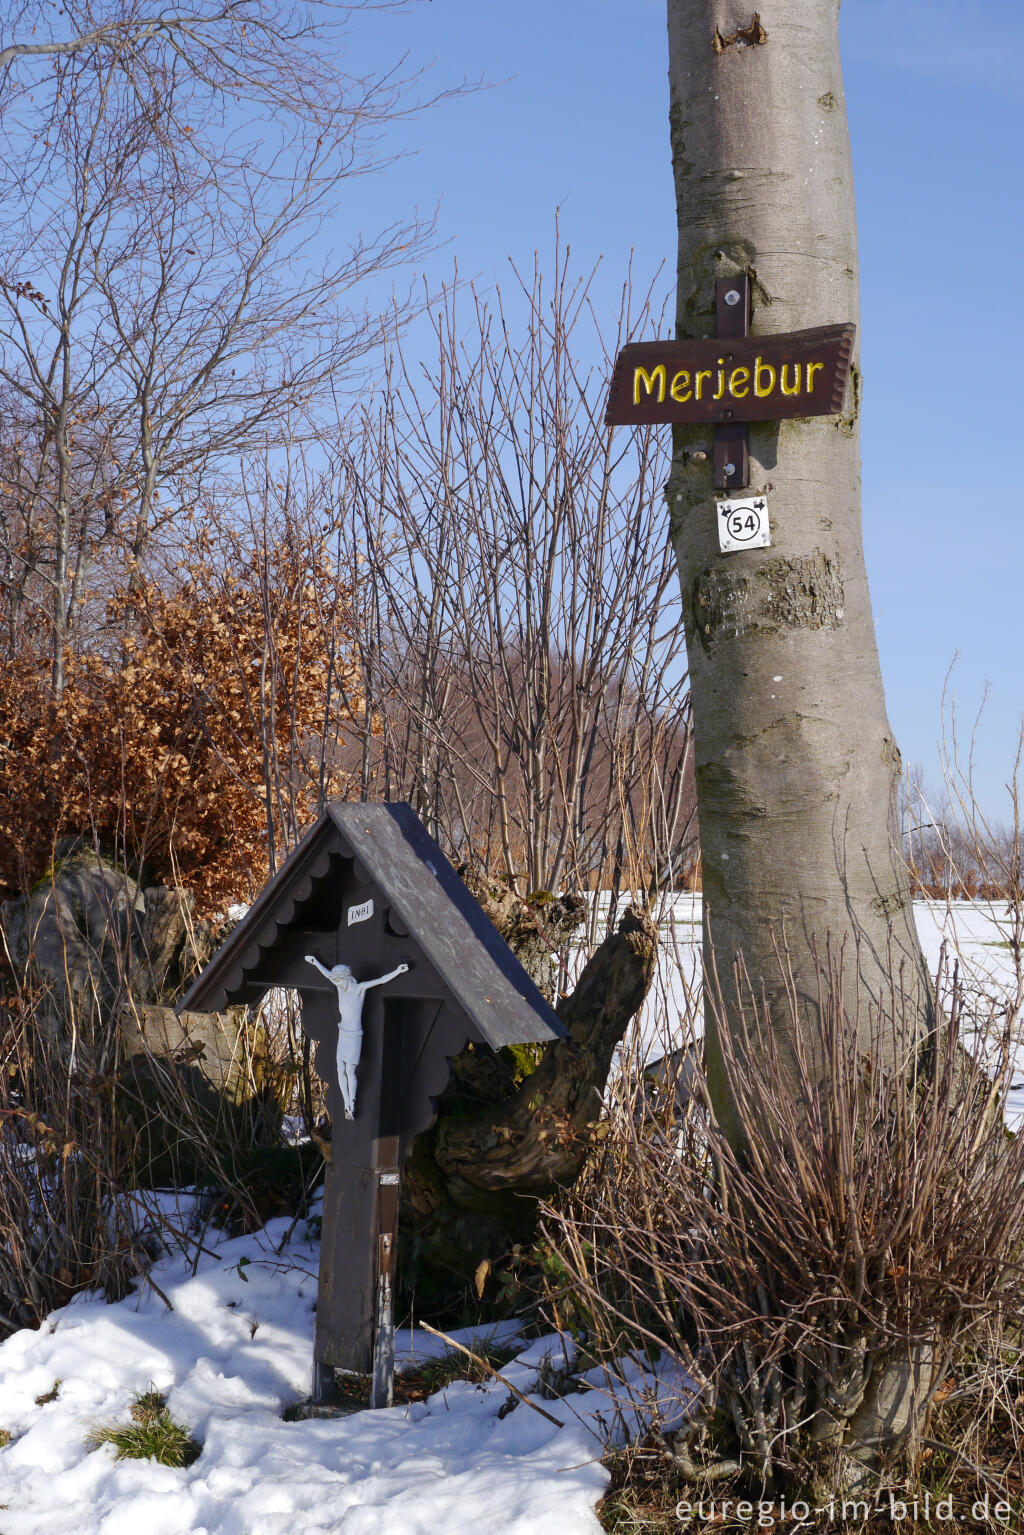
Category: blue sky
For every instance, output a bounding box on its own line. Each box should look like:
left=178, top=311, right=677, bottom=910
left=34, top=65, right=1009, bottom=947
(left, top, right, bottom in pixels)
left=343, top=0, right=1024, bottom=824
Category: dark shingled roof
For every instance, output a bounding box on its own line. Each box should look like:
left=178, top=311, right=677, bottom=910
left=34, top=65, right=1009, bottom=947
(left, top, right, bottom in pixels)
left=178, top=802, right=564, bottom=1049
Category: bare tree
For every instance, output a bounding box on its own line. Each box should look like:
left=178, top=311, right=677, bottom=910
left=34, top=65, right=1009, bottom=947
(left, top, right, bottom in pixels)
left=330, top=248, right=697, bottom=920
left=0, top=0, right=452, bottom=692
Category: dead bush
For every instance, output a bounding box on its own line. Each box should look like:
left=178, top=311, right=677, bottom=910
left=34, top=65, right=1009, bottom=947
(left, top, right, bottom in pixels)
left=0, top=998, right=145, bottom=1334
left=543, top=940, right=1024, bottom=1499
left=0, top=520, right=359, bottom=915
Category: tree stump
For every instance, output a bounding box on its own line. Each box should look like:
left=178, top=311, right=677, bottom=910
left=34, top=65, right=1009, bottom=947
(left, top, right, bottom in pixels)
left=399, top=899, right=658, bottom=1313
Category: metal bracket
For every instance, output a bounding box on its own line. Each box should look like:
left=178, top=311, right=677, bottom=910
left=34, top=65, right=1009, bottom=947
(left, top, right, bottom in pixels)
left=369, top=1164, right=401, bottom=1409
left=713, top=275, right=751, bottom=492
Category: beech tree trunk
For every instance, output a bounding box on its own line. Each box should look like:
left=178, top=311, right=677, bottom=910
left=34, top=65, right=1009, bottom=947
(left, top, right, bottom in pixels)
left=665, top=0, right=932, bottom=1131
left=665, top=1, right=943, bottom=1488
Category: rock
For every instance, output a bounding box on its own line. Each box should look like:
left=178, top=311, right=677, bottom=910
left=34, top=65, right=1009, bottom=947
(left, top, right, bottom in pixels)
left=0, top=847, right=279, bottom=1182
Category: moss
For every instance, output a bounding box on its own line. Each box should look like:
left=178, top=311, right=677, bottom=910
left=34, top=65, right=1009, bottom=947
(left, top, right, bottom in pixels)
left=27, top=844, right=122, bottom=895
left=500, top=1042, right=545, bottom=1083
left=415, top=1337, right=521, bottom=1396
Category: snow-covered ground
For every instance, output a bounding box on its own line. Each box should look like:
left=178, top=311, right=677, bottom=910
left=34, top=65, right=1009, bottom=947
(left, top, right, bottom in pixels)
left=1, top=901, right=1020, bottom=1531
left=0, top=1197, right=626, bottom=1534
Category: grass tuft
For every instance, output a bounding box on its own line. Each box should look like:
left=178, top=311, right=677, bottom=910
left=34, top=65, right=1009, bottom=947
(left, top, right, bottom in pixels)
left=89, top=1389, right=200, bottom=1468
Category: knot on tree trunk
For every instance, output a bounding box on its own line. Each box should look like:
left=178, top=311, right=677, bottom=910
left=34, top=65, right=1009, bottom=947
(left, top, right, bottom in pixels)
left=455, top=866, right=588, bottom=1000
left=712, top=13, right=767, bottom=53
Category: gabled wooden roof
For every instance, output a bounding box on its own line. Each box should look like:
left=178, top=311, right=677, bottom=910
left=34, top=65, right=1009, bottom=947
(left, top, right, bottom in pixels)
left=179, top=802, right=564, bottom=1050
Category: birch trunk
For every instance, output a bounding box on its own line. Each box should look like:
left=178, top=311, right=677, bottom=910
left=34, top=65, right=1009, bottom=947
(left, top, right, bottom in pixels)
left=666, top=0, right=932, bottom=1119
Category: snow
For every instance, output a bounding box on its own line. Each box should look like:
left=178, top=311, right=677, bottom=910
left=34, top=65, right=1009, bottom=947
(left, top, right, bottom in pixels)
left=0, top=1202, right=615, bottom=1534
left=2, top=900, right=1019, bottom=1529
left=629, top=894, right=1024, bottom=1128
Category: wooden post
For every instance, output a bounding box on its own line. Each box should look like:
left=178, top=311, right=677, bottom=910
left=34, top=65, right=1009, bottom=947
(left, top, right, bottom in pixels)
left=309, top=990, right=412, bottom=1408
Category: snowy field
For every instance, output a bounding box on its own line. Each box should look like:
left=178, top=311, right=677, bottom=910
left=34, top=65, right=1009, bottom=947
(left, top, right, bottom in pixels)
left=1, top=902, right=1020, bottom=1532
left=633, top=895, right=1024, bottom=1130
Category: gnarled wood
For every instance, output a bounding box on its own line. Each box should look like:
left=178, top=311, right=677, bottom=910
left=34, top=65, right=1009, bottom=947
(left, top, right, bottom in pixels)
left=400, top=904, right=658, bottom=1308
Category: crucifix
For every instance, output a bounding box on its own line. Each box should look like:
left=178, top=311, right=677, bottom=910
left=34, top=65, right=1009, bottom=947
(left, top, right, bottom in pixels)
left=303, top=956, right=410, bottom=1120
left=179, top=803, right=564, bottom=1413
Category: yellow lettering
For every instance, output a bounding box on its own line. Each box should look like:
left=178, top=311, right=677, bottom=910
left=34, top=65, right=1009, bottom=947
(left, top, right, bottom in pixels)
left=633, top=364, right=666, bottom=405
left=806, top=361, right=824, bottom=393
left=714, top=360, right=726, bottom=400
left=754, top=357, right=776, bottom=398
left=695, top=369, right=713, bottom=400
left=728, top=366, right=750, bottom=398
left=780, top=363, right=802, bottom=396
left=670, top=370, right=692, bottom=403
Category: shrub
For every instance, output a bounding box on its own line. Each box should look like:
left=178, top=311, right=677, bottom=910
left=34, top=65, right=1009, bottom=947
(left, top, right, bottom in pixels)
left=0, top=1011, right=145, bottom=1336
left=543, top=942, right=1024, bottom=1498
left=0, top=524, right=359, bottom=913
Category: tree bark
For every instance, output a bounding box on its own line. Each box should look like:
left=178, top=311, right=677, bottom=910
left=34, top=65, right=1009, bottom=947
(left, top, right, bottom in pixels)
left=665, top=0, right=939, bottom=1485
left=665, top=0, right=932, bottom=1136
left=399, top=902, right=658, bottom=1313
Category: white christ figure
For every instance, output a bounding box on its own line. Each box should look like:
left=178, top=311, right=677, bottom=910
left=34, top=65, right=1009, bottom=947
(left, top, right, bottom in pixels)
left=304, top=957, right=409, bottom=1119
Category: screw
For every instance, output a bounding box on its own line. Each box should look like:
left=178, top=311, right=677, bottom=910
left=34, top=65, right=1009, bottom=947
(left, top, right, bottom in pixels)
left=725, top=289, right=741, bottom=306
left=724, top=462, right=736, bottom=476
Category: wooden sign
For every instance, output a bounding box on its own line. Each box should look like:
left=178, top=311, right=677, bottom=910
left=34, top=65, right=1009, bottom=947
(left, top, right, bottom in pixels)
left=606, top=324, right=855, bottom=427
left=606, top=277, right=855, bottom=494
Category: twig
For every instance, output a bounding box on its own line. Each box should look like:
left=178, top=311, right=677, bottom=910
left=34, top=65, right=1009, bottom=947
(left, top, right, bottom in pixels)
left=920, top=1438, right=1012, bottom=1499
left=141, top=1269, right=175, bottom=1312
left=275, top=1153, right=326, bottom=1255
left=419, top=1323, right=564, bottom=1428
